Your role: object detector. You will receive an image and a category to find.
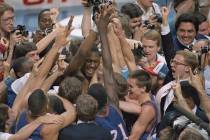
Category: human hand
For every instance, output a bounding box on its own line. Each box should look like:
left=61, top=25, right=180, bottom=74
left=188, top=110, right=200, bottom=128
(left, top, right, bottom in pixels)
left=37, top=113, right=64, bottom=125
left=129, top=17, right=141, bottom=30
left=55, top=16, right=74, bottom=47
left=81, top=0, right=90, bottom=7
left=95, top=3, right=115, bottom=31
left=50, top=8, right=59, bottom=23
left=161, top=7, right=169, bottom=26
left=112, top=18, right=125, bottom=38
left=188, top=68, right=204, bottom=92
left=10, top=31, right=23, bottom=45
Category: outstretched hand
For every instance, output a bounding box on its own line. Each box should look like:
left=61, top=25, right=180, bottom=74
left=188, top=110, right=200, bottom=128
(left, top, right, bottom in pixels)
left=188, top=68, right=204, bottom=92
left=161, top=7, right=169, bottom=26
left=95, top=3, right=115, bottom=31
left=55, top=16, right=74, bottom=47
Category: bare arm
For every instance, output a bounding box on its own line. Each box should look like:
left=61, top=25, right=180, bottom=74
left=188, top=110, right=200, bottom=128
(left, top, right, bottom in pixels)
left=81, top=0, right=92, bottom=38
left=64, top=30, right=97, bottom=76
left=113, top=21, right=137, bottom=72
left=8, top=114, right=63, bottom=140
left=119, top=101, right=141, bottom=114
left=96, top=4, right=119, bottom=107
left=129, top=105, right=155, bottom=140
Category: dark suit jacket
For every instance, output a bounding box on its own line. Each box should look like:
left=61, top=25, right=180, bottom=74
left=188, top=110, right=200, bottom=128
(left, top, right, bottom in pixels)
left=58, top=122, right=112, bottom=140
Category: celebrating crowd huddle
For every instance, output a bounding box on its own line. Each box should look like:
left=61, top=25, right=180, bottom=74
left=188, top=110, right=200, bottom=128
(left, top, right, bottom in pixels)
left=0, top=0, right=210, bottom=140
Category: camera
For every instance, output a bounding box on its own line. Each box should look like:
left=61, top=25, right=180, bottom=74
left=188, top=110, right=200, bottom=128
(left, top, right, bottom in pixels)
left=12, top=25, right=29, bottom=37
left=154, top=13, right=162, bottom=23
left=143, top=20, right=155, bottom=30
left=131, top=44, right=145, bottom=60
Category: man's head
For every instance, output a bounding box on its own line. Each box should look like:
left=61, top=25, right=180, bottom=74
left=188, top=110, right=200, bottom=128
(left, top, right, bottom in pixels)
left=38, top=9, right=53, bottom=31
left=121, top=3, right=143, bottom=19
left=0, top=3, right=14, bottom=35
left=14, top=41, right=39, bottom=63
left=170, top=50, right=199, bottom=79
left=76, top=94, right=98, bottom=122
left=142, top=30, right=161, bottom=63
left=114, top=72, right=128, bottom=100
left=88, top=83, right=108, bottom=112
left=12, top=57, right=33, bottom=78
left=194, top=12, right=209, bottom=36
left=175, top=12, right=199, bottom=46
left=127, top=70, right=152, bottom=100
left=58, top=77, right=82, bottom=104
left=82, top=45, right=100, bottom=80
left=174, top=0, right=198, bottom=13
left=28, top=89, right=48, bottom=118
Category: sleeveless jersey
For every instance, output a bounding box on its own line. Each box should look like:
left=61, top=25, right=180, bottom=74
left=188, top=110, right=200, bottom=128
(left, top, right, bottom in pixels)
left=15, top=112, right=42, bottom=140
left=95, top=105, right=128, bottom=140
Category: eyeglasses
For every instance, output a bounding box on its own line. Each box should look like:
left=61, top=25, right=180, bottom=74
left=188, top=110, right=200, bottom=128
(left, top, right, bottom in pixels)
left=170, top=59, right=188, bottom=66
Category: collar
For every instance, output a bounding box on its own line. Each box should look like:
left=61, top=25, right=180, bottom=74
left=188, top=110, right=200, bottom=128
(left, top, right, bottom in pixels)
left=77, top=120, right=95, bottom=124
left=192, top=105, right=197, bottom=115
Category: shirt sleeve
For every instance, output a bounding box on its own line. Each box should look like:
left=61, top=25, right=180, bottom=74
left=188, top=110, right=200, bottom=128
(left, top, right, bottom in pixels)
left=0, top=132, right=13, bottom=140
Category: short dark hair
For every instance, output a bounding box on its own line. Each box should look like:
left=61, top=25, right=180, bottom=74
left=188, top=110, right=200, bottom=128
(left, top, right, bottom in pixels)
left=175, top=12, right=199, bottom=32
left=114, top=72, right=128, bottom=99
left=76, top=94, right=98, bottom=122
left=180, top=81, right=200, bottom=106
left=58, top=77, right=82, bottom=104
left=38, top=9, right=50, bottom=25
left=129, top=70, right=152, bottom=92
left=0, top=3, right=14, bottom=18
left=12, top=57, right=33, bottom=78
left=194, top=12, right=207, bottom=25
left=14, top=41, right=37, bottom=59
left=88, top=83, right=108, bottom=111
left=28, top=89, right=48, bottom=117
left=48, top=95, right=65, bottom=114
left=120, top=3, right=143, bottom=18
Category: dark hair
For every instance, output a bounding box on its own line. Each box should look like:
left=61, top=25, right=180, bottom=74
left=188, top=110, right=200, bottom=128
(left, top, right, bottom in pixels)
left=180, top=81, right=200, bottom=106
left=14, top=41, right=37, bottom=59
left=194, top=12, right=207, bottom=25
left=12, top=57, right=33, bottom=78
left=175, top=12, right=199, bottom=32
left=0, top=104, right=9, bottom=132
left=38, top=9, right=50, bottom=25
left=88, top=83, right=108, bottom=111
left=28, top=89, right=48, bottom=117
left=0, top=3, right=14, bottom=18
left=129, top=70, right=152, bottom=92
left=76, top=94, right=98, bottom=122
left=48, top=95, right=65, bottom=114
left=120, top=3, right=143, bottom=18
left=58, top=77, right=82, bottom=104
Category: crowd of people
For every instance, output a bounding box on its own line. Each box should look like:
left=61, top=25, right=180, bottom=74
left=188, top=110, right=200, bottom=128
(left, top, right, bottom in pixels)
left=0, top=0, right=210, bottom=139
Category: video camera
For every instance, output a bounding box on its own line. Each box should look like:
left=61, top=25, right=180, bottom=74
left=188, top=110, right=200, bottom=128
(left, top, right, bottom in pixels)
left=11, top=25, right=29, bottom=37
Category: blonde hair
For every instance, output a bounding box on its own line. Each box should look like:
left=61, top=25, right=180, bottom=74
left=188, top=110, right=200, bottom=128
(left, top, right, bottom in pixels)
left=142, top=30, right=161, bottom=47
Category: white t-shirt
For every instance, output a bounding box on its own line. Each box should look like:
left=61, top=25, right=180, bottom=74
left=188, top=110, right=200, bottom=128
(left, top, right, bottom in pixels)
left=0, top=132, right=12, bottom=140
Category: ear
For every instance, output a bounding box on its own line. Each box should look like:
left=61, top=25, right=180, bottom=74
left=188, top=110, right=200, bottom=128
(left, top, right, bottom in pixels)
left=184, top=66, right=190, bottom=73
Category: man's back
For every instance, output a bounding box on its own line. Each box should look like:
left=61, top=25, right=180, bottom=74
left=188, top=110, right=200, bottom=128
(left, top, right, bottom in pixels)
left=58, top=122, right=112, bottom=140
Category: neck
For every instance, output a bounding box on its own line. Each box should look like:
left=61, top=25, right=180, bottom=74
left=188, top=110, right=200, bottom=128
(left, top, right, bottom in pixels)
left=138, top=0, right=149, bottom=11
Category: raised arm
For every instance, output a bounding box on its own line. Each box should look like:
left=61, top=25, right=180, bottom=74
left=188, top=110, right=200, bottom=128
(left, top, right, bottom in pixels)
left=96, top=4, right=119, bottom=107
left=113, top=20, right=137, bottom=72
left=64, top=29, right=97, bottom=76
left=81, top=0, right=92, bottom=38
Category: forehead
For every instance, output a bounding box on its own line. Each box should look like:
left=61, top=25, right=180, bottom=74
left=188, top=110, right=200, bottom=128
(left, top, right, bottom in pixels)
left=40, top=11, right=51, bottom=19
left=178, top=22, right=196, bottom=30
left=174, top=54, right=185, bottom=61
left=86, top=52, right=100, bottom=60
left=142, top=38, right=158, bottom=46
left=1, top=10, right=14, bottom=18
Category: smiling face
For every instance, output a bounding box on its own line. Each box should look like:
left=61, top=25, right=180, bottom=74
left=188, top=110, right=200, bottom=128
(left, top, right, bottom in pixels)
left=198, top=21, right=209, bottom=36
left=0, top=10, right=14, bottom=34
left=83, top=52, right=100, bottom=80
left=176, top=22, right=197, bottom=46
left=142, top=38, right=160, bottom=63
left=127, top=78, right=145, bottom=100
